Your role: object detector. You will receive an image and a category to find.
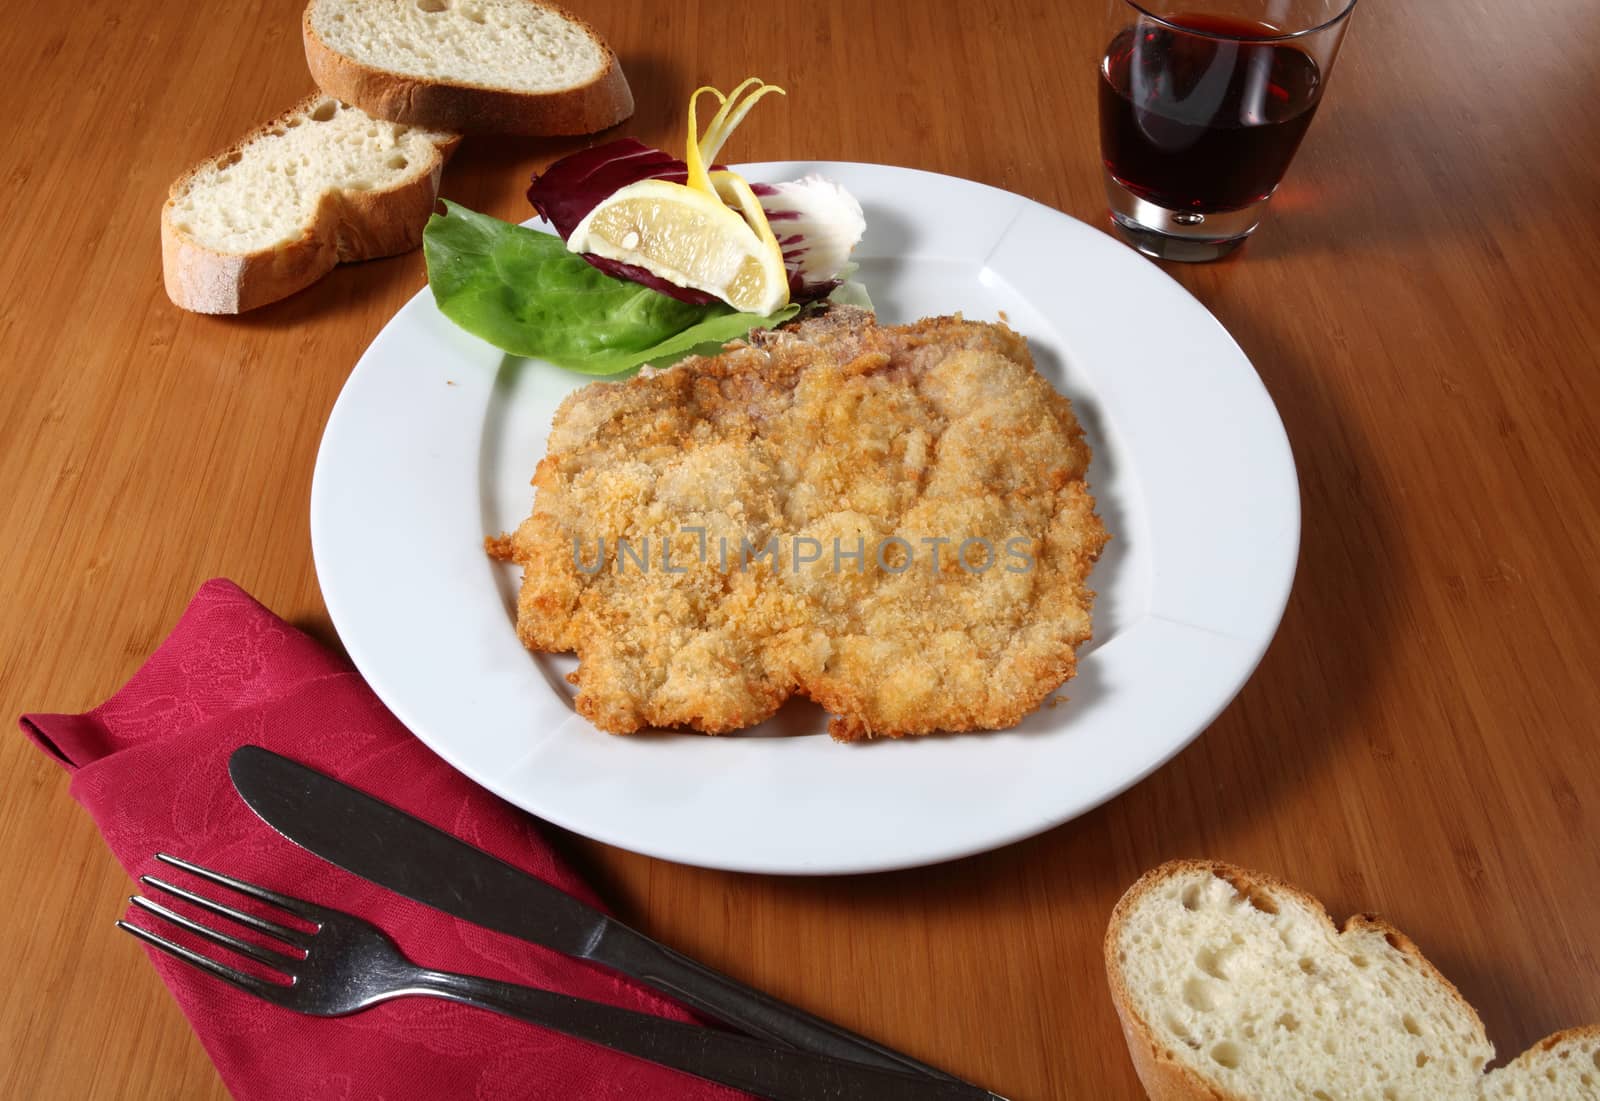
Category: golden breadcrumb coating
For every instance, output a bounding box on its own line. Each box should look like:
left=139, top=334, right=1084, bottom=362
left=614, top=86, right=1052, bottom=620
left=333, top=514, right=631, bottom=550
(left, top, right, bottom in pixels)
left=498, top=306, right=1107, bottom=740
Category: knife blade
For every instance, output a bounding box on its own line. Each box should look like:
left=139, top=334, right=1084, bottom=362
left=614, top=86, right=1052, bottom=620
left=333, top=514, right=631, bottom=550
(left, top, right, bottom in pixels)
left=228, top=745, right=964, bottom=1084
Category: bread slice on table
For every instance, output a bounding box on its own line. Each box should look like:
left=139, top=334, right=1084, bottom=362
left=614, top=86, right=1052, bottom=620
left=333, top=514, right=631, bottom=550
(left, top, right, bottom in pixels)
left=162, top=94, right=458, bottom=314
left=1481, top=1029, right=1600, bottom=1099
left=303, top=0, right=633, bottom=135
left=1105, top=860, right=1600, bottom=1100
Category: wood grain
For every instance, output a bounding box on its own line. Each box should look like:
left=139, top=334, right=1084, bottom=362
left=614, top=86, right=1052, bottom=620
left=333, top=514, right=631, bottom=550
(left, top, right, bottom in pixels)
left=3, top=0, right=1598, bottom=1097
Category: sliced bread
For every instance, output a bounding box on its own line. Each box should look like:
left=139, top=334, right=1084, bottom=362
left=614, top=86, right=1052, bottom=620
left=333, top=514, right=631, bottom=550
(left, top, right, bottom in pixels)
left=162, top=95, right=458, bottom=314
left=1106, top=860, right=1599, bottom=1100
left=1481, top=1029, right=1600, bottom=1100
left=303, top=0, right=633, bottom=135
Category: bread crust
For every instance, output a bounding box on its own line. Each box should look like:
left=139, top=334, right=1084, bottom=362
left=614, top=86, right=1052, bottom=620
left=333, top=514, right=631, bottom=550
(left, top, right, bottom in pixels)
left=1493, top=1024, right=1600, bottom=1083
left=160, top=93, right=459, bottom=314
left=1103, top=859, right=1488, bottom=1101
left=302, top=0, right=634, bottom=136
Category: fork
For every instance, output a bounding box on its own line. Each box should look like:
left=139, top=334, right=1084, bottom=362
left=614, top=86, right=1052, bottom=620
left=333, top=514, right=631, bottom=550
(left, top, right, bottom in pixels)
left=118, top=854, right=1002, bottom=1101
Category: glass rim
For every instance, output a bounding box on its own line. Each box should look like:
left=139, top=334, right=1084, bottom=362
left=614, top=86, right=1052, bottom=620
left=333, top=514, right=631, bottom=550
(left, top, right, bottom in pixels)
left=1116, top=0, right=1359, bottom=42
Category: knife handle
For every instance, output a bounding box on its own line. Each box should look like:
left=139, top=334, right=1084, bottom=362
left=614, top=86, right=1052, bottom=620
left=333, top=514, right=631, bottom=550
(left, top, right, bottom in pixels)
left=595, top=922, right=961, bottom=1082
left=412, top=968, right=998, bottom=1101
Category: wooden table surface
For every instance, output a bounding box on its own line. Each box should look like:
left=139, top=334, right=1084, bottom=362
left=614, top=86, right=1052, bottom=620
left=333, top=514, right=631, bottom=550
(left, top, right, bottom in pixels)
left=5, top=0, right=1599, bottom=1096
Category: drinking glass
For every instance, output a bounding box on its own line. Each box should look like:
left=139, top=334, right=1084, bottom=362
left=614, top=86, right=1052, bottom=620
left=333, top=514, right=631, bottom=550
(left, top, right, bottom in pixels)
left=1099, top=0, right=1357, bottom=261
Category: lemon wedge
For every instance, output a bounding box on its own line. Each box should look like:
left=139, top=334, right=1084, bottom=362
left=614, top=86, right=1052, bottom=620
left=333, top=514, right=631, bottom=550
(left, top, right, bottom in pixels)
left=567, top=179, right=789, bottom=314
left=565, top=79, right=791, bottom=315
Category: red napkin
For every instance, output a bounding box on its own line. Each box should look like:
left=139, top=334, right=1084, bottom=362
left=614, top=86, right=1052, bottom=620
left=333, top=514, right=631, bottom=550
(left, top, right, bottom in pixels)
left=21, top=578, right=746, bottom=1101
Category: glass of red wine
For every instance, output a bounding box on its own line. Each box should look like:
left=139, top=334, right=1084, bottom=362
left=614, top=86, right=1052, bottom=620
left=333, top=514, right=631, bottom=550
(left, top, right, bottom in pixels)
left=1100, top=0, right=1356, bottom=261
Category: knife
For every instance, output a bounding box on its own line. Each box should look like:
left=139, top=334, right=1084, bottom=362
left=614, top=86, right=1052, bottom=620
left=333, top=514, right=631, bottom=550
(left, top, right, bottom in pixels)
left=228, top=745, right=966, bottom=1085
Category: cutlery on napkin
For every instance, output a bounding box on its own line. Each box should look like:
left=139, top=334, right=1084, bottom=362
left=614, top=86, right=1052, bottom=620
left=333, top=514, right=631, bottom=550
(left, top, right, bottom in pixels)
left=20, top=579, right=759, bottom=1101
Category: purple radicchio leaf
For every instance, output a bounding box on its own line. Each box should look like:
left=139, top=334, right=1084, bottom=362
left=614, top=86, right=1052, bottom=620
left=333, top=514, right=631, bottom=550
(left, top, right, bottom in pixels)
left=528, top=138, right=686, bottom=234
left=751, top=177, right=866, bottom=303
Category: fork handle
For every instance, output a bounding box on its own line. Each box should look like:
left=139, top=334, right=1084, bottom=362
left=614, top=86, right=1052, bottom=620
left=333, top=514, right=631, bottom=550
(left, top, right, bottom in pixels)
left=408, top=969, right=1002, bottom=1101
left=593, top=922, right=961, bottom=1081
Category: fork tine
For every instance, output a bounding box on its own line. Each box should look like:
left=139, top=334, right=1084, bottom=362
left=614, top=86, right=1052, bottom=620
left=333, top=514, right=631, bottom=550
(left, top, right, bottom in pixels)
left=129, top=895, right=299, bottom=971
left=154, top=853, right=324, bottom=924
left=117, top=920, right=281, bottom=997
left=141, top=874, right=311, bottom=947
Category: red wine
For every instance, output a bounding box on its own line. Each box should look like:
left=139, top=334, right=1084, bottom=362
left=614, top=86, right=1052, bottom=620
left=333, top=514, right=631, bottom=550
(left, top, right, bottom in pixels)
left=1100, top=13, right=1323, bottom=213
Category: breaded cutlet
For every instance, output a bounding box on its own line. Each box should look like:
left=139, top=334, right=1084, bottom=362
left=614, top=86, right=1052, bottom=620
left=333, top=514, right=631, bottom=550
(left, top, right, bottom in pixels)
left=493, top=305, right=1107, bottom=740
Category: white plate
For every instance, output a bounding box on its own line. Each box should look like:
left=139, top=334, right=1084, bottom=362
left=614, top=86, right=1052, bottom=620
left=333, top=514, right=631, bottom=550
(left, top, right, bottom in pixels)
left=311, top=163, right=1299, bottom=875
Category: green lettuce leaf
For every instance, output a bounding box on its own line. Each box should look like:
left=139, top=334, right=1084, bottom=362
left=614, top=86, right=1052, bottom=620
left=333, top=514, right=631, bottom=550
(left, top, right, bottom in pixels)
left=423, top=200, right=800, bottom=375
